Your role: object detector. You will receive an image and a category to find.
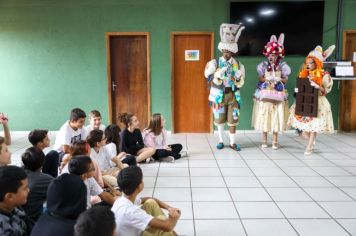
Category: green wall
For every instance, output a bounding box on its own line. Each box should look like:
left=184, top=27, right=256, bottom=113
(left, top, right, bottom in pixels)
left=0, top=0, right=354, bottom=131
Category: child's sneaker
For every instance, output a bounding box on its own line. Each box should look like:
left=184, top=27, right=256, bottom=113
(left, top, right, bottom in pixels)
left=180, top=151, right=188, bottom=157
left=229, top=143, right=241, bottom=151
left=145, top=157, right=155, bottom=163
left=216, top=142, right=224, bottom=149
left=160, top=156, right=175, bottom=163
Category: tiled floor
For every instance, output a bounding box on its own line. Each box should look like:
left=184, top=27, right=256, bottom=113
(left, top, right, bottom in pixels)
left=9, top=131, right=356, bottom=236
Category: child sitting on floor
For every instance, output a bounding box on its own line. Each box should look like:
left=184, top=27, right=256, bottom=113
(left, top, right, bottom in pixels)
left=143, top=113, right=183, bottom=162
left=112, top=166, right=181, bottom=236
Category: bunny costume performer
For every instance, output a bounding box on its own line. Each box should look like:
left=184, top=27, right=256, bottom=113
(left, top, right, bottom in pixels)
left=204, top=23, right=245, bottom=151
left=288, top=45, right=335, bottom=155
left=252, top=34, right=291, bottom=149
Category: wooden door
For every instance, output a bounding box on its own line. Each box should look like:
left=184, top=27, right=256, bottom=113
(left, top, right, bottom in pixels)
left=106, top=33, right=150, bottom=129
left=171, top=32, right=214, bottom=133
left=340, top=30, right=356, bottom=131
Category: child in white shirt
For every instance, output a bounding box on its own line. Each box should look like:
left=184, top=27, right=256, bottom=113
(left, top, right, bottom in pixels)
left=87, top=129, right=126, bottom=187
left=112, top=166, right=180, bottom=236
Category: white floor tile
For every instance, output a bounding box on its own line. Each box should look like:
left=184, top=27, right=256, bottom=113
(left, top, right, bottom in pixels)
left=190, top=168, right=222, bottom=177
left=158, top=168, right=189, bottom=177
left=341, top=187, right=356, bottom=200
left=266, top=188, right=312, bottom=201
left=258, top=177, right=298, bottom=187
left=190, top=177, right=226, bottom=188
left=326, top=176, right=356, bottom=187
left=312, top=167, right=352, bottom=176
left=336, top=219, right=356, bottom=236
left=282, top=167, right=319, bottom=177
left=290, top=219, right=350, bottom=236
left=291, top=177, right=334, bottom=187
left=192, top=188, right=232, bottom=201
left=276, top=202, right=330, bottom=218
left=319, top=202, right=356, bottom=218
left=220, top=167, right=254, bottom=177
left=217, top=159, right=247, bottom=167
left=155, top=177, right=190, bottom=188
left=236, top=202, right=284, bottom=219
left=229, top=188, right=272, bottom=201
left=274, top=160, right=306, bottom=167
left=153, top=188, right=191, bottom=202
left=195, top=220, right=246, bottom=236
left=242, top=219, right=298, bottom=236
left=245, top=159, right=277, bottom=168
left=189, top=160, right=218, bottom=168
left=250, top=167, right=288, bottom=177
left=224, top=177, right=262, bottom=187
left=175, top=220, right=195, bottom=236
left=193, top=202, right=238, bottom=219
left=304, top=188, right=354, bottom=201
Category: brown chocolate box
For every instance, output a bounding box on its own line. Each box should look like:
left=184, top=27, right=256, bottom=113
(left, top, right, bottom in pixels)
left=295, top=78, right=318, bottom=117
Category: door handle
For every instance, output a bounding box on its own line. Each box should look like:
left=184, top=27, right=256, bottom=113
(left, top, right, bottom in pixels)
left=112, top=81, right=117, bottom=91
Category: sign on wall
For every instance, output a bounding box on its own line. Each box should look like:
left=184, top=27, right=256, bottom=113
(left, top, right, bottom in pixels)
left=185, top=50, right=200, bottom=61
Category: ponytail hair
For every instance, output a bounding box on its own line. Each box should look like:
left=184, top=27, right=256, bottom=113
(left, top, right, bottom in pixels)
left=118, top=112, right=134, bottom=128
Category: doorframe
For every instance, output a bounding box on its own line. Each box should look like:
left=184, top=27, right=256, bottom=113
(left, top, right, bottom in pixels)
left=340, top=30, right=356, bottom=130
left=105, top=32, right=151, bottom=124
left=170, top=32, right=214, bottom=133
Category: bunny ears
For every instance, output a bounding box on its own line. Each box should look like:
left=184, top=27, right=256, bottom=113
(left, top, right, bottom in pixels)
left=263, top=33, right=285, bottom=58
left=269, top=34, right=284, bottom=46
left=308, top=45, right=335, bottom=62
left=218, top=23, right=245, bottom=53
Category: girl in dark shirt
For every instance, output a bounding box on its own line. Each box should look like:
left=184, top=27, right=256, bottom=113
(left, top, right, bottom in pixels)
left=119, top=113, right=155, bottom=163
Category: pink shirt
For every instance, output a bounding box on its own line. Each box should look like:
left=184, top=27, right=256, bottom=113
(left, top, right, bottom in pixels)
left=142, top=128, right=167, bottom=149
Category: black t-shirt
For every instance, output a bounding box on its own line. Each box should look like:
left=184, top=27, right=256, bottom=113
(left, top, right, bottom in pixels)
left=121, top=128, right=144, bottom=155
left=23, top=170, right=53, bottom=223
left=30, top=213, right=76, bottom=236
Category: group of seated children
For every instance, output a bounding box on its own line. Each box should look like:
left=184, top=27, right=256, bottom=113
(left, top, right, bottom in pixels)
left=0, top=108, right=182, bottom=236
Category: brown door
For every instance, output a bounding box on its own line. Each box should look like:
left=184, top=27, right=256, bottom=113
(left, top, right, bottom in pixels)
left=171, top=32, right=214, bottom=133
left=106, top=33, right=150, bottom=129
left=340, top=30, right=356, bottom=131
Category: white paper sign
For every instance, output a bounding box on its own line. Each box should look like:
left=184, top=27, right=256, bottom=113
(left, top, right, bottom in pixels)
left=185, top=50, right=200, bottom=61
left=353, top=52, right=356, bottom=62
left=335, top=66, right=354, bottom=76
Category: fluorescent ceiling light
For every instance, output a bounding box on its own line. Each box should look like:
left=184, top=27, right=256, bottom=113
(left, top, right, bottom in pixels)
left=260, top=9, right=275, bottom=16
left=245, top=17, right=254, bottom=23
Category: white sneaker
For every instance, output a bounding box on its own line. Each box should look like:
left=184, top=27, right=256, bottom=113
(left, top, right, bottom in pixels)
left=180, top=151, right=188, bottom=157
left=145, top=157, right=155, bottom=163
left=160, top=156, right=175, bottom=163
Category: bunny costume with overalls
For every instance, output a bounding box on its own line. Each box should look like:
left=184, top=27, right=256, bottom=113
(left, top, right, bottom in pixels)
left=204, top=23, right=245, bottom=151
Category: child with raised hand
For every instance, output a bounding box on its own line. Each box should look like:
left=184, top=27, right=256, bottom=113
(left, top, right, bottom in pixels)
left=112, top=166, right=180, bottom=236
left=143, top=113, right=183, bottom=162
left=0, top=112, right=11, bottom=145
left=119, top=113, right=155, bottom=163
left=0, top=136, right=11, bottom=166
left=105, top=124, right=137, bottom=166
left=0, top=166, right=31, bottom=235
